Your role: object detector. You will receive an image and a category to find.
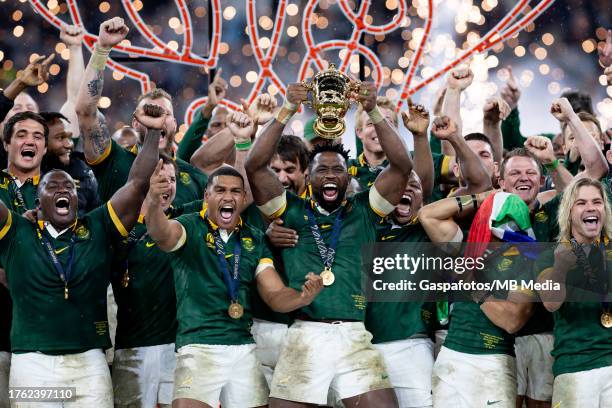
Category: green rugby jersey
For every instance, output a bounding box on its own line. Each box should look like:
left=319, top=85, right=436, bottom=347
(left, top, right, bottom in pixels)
left=366, top=219, right=435, bottom=343
left=536, top=246, right=612, bottom=377
left=444, top=247, right=534, bottom=355
left=112, top=217, right=177, bottom=350
left=89, top=140, right=207, bottom=205
left=275, top=190, right=383, bottom=321
left=170, top=211, right=273, bottom=348
left=348, top=153, right=388, bottom=191
left=0, top=172, right=39, bottom=352
left=0, top=202, right=127, bottom=354
left=429, top=153, right=453, bottom=203
left=0, top=171, right=39, bottom=214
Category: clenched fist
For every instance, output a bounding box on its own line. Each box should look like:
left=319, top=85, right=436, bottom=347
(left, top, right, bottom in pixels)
left=98, top=17, right=129, bottom=49
left=431, top=116, right=459, bottom=141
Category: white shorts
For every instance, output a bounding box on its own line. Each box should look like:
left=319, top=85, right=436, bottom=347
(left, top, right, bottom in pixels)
left=375, top=338, right=434, bottom=408
left=552, top=365, right=612, bottom=408
left=270, top=320, right=392, bottom=405
left=432, top=346, right=516, bottom=408
left=105, top=284, right=117, bottom=365
left=9, top=348, right=112, bottom=408
left=1, top=351, right=10, bottom=408
left=251, top=319, right=288, bottom=387
left=112, top=343, right=176, bottom=407
left=173, top=343, right=268, bottom=408
left=515, top=333, right=554, bottom=401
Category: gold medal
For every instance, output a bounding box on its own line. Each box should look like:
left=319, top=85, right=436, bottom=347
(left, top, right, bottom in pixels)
left=122, top=270, right=130, bottom=288
left=228, top=301, right=244, bottom=319
left=601, top=311, right=612, bottom=328
left=321, top=267, right=335, bottom=286
left=64, top=285, right=69, bottom=300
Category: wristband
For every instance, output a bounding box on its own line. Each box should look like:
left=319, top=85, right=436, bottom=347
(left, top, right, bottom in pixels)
left=91, top=44, right=111, bottom=70
left=456, top=195, right=475, bottom=212
left=367, top=106, right=385, bottom=125
left=275, top=101, right=298, bottom=125
left=235, top=140, right=252, bottom=151
left=543, top=159, right=559, bottom=173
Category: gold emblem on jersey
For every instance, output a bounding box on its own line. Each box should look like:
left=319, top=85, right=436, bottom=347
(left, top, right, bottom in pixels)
left=241, top=237, right=254, bottom=252
left=75, top=225, right=90, bottom=240
left=122, top=270, right=130, bottom=288
left=321, top=267, right=335, bottom=286
left=497, top=258, right=513, bottom=271
left=228, top=301, right=244, bottom=319
left=206, top=233, right=215, bottom=248
left=601, top=311, right=612, bottom=328
left=0, top=178, right=9, bottom=190
left=180, top=172, right=191, bottom=185
left=535, top=211, right=548, bottom=223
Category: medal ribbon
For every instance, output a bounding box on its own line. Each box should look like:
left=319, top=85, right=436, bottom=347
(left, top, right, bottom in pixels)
left=10, top=179, right=28, bottom=211
left=209, top=222, right=242, bottom=303
left=571, top=239, right=609, bottom=313
left=305, top=206, right=344, bottom=270
left=37, top=228, right=76, bottom=290
left=123, top=226, right=150, bottom=276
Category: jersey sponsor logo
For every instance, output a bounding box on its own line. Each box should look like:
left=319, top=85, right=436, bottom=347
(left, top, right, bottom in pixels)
left=180, top=172, right=192, bottom=185
left=487, top=400, right=501, bottom=406
left=535, top=211, right=548, bottom=223
left=54, top=246, right=69, bottom=255
left=145, top=241, right=156, bottom=248
left=241, top=237, right=255, bottom=252
left=320, top=224, right=331, bottom=229
left=381, top=235, right=396, bottom=241
left=75, top=225, right=90, bottom=239
left=552, top=402, right=561, bottom=408
left=497, top=258, right=513, bottom=271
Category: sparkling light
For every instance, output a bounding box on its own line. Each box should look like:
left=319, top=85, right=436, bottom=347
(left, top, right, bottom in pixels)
left=223, top=6, right=236, bottom=20
left=13, top=26, right=24, bottom=37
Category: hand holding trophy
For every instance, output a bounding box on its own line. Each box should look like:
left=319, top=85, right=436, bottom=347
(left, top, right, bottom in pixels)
left=302, top=63, right=361, bottom=139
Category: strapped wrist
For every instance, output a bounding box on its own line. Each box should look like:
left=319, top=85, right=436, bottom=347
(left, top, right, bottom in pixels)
left=275, top=101, right=297, bottom=125
left=543, top=159, right=559, bottom=173
left=235, top=139, right=252, bottom=151
left=367, top=106, right=385, bottom=124
left=91, top=44, right=111, bottom=70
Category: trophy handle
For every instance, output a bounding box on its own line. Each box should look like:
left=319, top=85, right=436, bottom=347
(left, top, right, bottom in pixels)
left=301, top=80, right=314, bottom=106
left=348, top=79, right=362, bottom=102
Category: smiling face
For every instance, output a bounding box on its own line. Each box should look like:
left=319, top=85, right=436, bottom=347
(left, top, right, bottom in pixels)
left=4, top=118, right=47, bottom=175
left=38, top=170, right=78, bottom=229
left=131, top=97, right=177, bottom=151
left=570, top=185, right=605, bottom=244
left=205, top=174, right=247, bottom=230
left=499, top=156, right=542, bottom=207
left=355, top=107, right=396, bottom=156
left=393, top=171, right=423, bottom=225
left=46, top=118, right=73, bottom=166
left=309, top=151, right=350, bottom=212
left=4, top=93, right=38, bottom=122
left=158, top=163, right=177, bottom=210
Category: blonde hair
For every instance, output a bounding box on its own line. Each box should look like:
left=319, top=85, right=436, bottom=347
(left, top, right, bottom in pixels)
left=557, top=177, right=612, bottom=242
left=354, top=96, right=398, bottom=131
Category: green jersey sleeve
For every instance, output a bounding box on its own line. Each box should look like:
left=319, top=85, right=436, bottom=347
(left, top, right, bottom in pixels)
left=89, top=140, right=136, bottom=202
left=176, top=110, right=209, bottom=162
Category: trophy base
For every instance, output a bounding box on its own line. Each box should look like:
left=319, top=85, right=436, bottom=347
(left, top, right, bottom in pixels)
left=313, top=117, right=346, bottom=140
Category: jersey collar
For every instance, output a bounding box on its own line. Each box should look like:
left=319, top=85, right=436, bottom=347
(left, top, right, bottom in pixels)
left=37, top=219, right=78, bottom=239
left=6, top=170, right=40, bottom=188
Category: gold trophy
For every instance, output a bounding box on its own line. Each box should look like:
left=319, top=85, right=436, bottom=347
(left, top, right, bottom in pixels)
left=303, top=63, right=360, bottom=139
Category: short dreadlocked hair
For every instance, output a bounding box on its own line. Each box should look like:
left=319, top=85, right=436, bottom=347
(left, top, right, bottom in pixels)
left=308, top=141, right=351, bottom=171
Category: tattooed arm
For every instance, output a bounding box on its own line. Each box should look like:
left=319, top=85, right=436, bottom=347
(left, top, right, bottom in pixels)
left=75, top=17, right=129, bottom=164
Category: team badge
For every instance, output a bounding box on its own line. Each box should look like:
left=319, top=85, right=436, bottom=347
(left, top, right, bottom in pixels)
left=75, top=225, right=90, bottom=239
left=241, top=237, right=255, bottom=252
left=180, top=172, right=191, bottom=185
left=535, top=211, right=548, bottom=223
left=0, top=178, right=9, bottom=190
left=497, top=258, right=513, bottom=271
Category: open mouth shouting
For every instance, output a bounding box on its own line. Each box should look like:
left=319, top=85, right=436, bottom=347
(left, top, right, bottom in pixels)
left=322, top=182, right=339, bottom=202
left=395, top=193, right=414, bottom=219
left=54, top=195, right=71, bottom=216
left=219, top=203, right=235, bottom=225
left=20, top=147, right=36, bottom=161
left=582, top=214, right=601, bottom=233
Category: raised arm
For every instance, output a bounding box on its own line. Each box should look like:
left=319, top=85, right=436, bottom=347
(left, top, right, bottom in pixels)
left=418, top=191, right=490, bottom=243
left=3, top=54, right=54, bottom=106
left=499, top=66, right=525, bottom=151
left=177, top=69, right=227, bottom=161
left=145, top=161, right=185, bottom=251
left=109, top=104, right=162, bottom=232
left=59, top=25, right=85, bottom=141
left=358, top=82, right=412, bottom=205
left=257, top=270, right=323, bottom=313
left=441, top=66, right=473, bottom=156
left=225, top=111, right=256, bottom=204
left=402, top=103, right=433, bottom=200
left=75, top=17, right=129, bottom=163
left=483, top=96, right=510, bottom=162
left=245, top=83, right=308, bottom=205
left=190, top=127, right=234, bottom=174
left=524, top=135, right=572, bottom=195
left=432, top=116, right=492, bottom=196
left=551, top=98, right=608, bottom=180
